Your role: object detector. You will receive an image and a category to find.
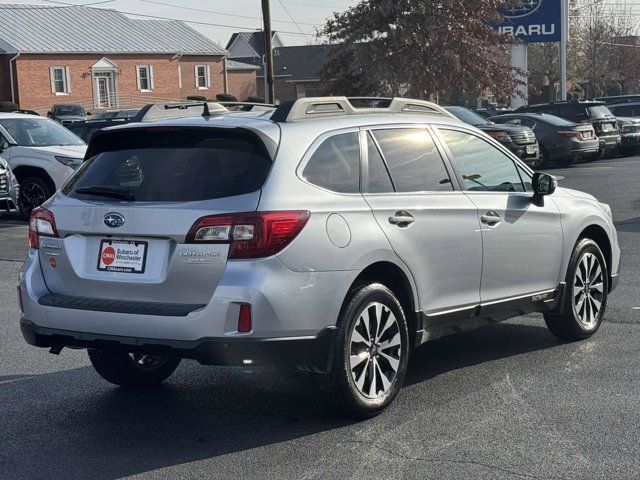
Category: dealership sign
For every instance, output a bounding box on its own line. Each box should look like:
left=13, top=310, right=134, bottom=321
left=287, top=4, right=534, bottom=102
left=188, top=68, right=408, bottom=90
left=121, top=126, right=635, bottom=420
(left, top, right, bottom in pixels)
left=495, top=0, right=561, bottom=43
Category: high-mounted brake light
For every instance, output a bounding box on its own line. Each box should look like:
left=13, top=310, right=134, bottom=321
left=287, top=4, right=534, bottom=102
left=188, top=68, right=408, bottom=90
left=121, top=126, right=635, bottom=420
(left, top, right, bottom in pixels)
left=28, top=207, right=59, bottom=249
left=186, top=211, right=310, bottom=259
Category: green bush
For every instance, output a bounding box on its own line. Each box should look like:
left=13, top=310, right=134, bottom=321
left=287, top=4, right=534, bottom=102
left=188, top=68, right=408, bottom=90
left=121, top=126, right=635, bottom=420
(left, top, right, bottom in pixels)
left=245, top=96, right=265, bottom=103
left=186, top=95, right=206, bottom=102
left=0, top=101, right=19, bottom=112
left=216, top=93, right=238, bottom=102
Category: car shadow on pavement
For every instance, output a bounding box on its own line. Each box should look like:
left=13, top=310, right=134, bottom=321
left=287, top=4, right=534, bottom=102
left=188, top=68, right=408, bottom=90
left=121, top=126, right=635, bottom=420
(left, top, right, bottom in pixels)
left=1, top=321, right=562, bottom=479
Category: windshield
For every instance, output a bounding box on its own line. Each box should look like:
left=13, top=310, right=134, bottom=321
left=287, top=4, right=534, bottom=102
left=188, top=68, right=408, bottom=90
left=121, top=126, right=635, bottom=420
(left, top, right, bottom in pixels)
left=54, top=105, right=85, bottom=116
left=445, top=106, right=490, bottom=126
left=92, top=111, right=119, bottom=120
left=0, top=118, right=85, bottom=147
left=587, top=105, right=614, bottom=119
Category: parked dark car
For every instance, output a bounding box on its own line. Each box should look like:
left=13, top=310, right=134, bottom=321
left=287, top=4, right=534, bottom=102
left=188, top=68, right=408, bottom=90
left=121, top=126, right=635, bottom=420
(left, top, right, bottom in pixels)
left=490, top=113, right=598, bottom=167
left=596, top=94, right=640, bottom=105
left=515, top=101, right=620, bottom=160
left=444, top=106, right=540, bottom=167
left=48, top=103, right=91, bottom=127
left=76, top=109, right=140, bottom=142
left=474, top=106, right=513, bottom=119
left=90, top=109, right=139, bottom=121
left=614, top=116, right=640, bottom=155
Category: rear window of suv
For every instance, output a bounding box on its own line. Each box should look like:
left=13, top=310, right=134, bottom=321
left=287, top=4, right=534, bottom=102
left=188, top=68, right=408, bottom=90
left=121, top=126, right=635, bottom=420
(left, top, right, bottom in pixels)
left=63, top=128, right=271, bottom=202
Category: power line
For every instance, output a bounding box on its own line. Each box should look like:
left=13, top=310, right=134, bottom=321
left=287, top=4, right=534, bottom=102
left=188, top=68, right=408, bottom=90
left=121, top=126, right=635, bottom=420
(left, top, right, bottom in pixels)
left=134, top=0, right=318, bottom=27
left=39, top=0, right=315, bottom=36
left=277, top=0, right=312, bottom=39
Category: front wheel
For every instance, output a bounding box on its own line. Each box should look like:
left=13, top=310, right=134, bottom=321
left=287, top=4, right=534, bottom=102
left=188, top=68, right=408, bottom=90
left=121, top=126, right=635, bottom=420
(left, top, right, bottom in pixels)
left=18, top=176, right=53, bottom=219
left=88, top=349, right=181, bottom=387
left=544, top=238, right=608, bottom=341
left=319, top=283, right=410, bottom=418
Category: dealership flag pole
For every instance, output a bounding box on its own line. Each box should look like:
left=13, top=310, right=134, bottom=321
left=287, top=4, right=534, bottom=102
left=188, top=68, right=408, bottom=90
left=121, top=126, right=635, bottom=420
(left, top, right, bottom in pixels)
left=560, top=0, right=568, bottom=101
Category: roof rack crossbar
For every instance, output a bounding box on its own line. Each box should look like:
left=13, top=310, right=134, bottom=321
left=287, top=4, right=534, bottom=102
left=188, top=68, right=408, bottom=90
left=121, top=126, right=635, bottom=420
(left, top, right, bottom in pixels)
left=270, top=96, right=456, bottom=122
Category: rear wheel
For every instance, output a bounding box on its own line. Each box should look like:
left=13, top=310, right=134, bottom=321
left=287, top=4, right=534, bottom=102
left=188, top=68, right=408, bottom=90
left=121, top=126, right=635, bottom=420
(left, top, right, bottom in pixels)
left=318, top=283, right=409, bottom=418
left=18, top=176, right=52, bottom=218
left=544, top=238, right=608, bottom=341
left=88, top=349, right=181, bottom=387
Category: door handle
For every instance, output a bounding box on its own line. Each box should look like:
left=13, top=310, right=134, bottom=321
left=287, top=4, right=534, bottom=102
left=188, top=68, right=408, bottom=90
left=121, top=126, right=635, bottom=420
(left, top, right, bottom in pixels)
left=480, top=211, right=501, bottom=225
left=389, top=211, right=414, bottom=227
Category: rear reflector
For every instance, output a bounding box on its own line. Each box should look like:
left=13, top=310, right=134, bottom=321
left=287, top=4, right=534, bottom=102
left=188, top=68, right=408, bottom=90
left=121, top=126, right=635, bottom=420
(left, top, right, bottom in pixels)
left=186, top=211, right=310, bottom=259
left=238, top=304, right=252, bottom=333
left=28, top=207, right=59, bottom=249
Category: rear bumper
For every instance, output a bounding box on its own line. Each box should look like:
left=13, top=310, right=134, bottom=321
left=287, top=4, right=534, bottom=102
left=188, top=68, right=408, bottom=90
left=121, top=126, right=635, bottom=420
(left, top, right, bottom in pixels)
left=506, top=142, right=539, bottom=164
left=598, top=134, right=621, bottom=149
left=20, top=318, right=337, bottom=372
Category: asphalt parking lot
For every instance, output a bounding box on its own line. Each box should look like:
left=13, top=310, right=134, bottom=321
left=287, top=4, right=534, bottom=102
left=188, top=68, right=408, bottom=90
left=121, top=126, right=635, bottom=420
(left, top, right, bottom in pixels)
left=1, top=156, right=639, bottom=479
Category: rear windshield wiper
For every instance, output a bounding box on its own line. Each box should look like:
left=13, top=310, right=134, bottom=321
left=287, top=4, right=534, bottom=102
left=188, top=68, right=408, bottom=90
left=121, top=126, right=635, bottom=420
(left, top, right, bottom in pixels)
left=74, top=185, right=135, bottom=201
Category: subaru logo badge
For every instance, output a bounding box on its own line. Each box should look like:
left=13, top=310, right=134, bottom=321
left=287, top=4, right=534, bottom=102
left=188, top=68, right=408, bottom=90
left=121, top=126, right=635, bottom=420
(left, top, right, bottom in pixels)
left=499, top=0, right=542, bottom=18
left=104, top=212, right=125, bottom=228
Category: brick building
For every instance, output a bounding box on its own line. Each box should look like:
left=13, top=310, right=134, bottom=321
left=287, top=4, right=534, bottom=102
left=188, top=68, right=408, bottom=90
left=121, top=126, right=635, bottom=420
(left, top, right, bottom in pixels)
left=0, top=4, right=258, bottom=112
left=226, top=32, right=334, bottom=102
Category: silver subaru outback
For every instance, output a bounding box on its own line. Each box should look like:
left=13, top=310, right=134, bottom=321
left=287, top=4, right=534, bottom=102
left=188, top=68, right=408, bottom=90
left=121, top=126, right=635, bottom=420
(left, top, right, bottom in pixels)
left=19, top=97, right=620, bottom=418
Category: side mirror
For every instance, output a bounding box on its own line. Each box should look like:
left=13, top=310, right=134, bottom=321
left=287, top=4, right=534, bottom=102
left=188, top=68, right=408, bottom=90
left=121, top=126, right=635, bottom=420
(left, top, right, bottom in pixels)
left=47, top=111, right=53, bottom=117
left=532, top=172, right=557, bottom=206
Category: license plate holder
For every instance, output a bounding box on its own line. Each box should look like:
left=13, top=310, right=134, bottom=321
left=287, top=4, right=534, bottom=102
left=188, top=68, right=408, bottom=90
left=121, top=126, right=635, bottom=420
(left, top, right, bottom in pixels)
left=98, top=239, right=148, bottom=274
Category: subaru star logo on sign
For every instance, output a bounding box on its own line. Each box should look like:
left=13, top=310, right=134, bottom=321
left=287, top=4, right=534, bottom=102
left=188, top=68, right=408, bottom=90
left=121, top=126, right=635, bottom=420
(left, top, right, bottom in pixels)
left=103, top=212, right=125, bottom=228
left=495, top=0, right=561, bottom=43
left=500, top=0, right=542, bottom=18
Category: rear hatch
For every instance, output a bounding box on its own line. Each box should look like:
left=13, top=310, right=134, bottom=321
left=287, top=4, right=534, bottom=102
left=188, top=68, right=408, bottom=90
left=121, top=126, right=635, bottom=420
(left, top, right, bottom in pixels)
left=40, top=126, right=273, bottom=305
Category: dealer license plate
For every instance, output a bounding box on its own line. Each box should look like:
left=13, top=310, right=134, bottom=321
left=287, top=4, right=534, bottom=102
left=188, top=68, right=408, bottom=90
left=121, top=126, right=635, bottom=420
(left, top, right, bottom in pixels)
left=98, top=239, right=148, bottom=274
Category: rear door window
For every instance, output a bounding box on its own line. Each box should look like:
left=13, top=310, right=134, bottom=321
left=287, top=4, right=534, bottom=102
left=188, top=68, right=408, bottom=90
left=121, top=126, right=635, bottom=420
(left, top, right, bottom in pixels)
left=64, top=128, right=272, bottom=202
left=372, top=128, right=453, bottom=192
left=302, top=132, right=360, bottom=193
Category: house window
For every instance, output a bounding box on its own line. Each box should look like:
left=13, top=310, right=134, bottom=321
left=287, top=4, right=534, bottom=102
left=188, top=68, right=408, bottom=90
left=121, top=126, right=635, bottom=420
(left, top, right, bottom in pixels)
left=195, top=65, right=210, bottom=89
left=136, top=65, right=154, bottom=91
left=50, top=66, right=70, bottom=94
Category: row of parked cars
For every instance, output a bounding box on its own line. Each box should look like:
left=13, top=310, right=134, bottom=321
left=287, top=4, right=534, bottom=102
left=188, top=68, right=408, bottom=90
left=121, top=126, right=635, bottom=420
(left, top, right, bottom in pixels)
left=1, top=96, right=639, bottom=218
left=446, top=97, right=640, bottom=169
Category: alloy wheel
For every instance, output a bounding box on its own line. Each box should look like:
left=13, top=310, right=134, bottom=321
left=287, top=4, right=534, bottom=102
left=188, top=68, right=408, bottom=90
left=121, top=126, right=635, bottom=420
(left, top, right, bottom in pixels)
left=573, top=252, right=605, bottom=330
left=349, top=302, right=402, bottom=399
left=21, top=182, right=47, bottom=210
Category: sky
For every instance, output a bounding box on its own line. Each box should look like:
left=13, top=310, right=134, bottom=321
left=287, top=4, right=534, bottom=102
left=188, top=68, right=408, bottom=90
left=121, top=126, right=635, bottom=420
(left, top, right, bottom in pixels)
left=2, top=0, right=359, bottom=47
left=4, top=0, right=640, bottom=49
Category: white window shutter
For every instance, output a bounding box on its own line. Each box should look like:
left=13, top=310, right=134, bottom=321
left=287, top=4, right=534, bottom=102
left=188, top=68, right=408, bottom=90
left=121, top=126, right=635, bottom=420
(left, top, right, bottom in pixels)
left=206, top=65, right=211, bottom=88
left=194, top=65, right=198, bottom=87
left=149, top=65, right=154, bottom=90
left=49, top=67, right=56, bottom=93
left=136, top=66, right=141, bottom=91
left=65, top=66, right=71, bottom=93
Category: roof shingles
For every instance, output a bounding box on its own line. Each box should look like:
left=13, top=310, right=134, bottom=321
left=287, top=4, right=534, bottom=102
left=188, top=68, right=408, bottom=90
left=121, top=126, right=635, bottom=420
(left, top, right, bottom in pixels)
left=0, top=4, right=226, bottom=55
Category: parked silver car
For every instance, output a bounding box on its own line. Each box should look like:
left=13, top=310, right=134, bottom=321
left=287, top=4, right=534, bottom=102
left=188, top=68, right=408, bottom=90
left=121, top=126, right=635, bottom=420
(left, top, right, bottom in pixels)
left=19, top=97, right=620, bottom=418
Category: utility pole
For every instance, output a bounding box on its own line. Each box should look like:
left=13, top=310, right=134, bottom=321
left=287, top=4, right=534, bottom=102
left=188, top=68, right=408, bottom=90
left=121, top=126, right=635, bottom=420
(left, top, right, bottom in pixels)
left=262, top=0, right=275, bottom=104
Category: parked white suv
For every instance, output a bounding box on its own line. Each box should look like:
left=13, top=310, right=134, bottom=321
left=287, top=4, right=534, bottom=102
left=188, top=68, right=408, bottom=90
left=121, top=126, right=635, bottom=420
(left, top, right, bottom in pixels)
left=0, top=113, right=86, bottom=217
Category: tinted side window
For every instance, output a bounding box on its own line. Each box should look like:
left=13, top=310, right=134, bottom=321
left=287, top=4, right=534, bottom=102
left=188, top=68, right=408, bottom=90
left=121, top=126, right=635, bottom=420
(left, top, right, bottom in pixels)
left=439, top=129, right=525, bottom=193
left=372, top=128, right=452, bottom=192
left=302, top=132, right=360, bottom=193
left=366, top=132, right=394, bottom=193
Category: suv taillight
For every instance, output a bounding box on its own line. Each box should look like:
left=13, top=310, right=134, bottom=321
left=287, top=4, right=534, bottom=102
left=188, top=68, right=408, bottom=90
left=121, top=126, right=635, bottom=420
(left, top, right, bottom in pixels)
left=186, top=211, right=310, bottom=259
left=28, top=207, right=59, bottom=249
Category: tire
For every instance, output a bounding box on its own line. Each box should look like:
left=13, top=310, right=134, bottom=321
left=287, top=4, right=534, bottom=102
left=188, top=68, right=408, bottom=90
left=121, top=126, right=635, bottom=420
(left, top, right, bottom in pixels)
left=18, top=176, right=53, bottom=219
left=318, top=282, right=410, bottom=419
left=544, top=238, right=609, bottom=341
left=88, top=349, right=181, bottom=387
left=586, top=149, right=605, bottom=162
